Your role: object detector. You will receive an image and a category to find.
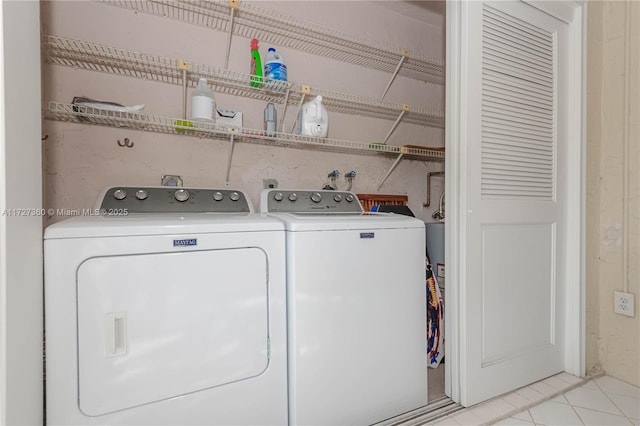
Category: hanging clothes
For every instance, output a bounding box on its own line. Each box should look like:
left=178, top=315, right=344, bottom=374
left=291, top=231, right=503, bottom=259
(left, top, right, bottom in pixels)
left=426, top=257, right=444, bottom=368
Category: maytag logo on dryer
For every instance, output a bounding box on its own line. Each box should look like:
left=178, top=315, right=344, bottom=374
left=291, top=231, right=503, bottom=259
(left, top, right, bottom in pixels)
left=173, top=238, right=197, bottom=247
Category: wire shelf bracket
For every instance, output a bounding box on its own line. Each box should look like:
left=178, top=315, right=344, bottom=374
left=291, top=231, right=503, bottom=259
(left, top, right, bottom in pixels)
left=380, top=49, right=408, bottom=101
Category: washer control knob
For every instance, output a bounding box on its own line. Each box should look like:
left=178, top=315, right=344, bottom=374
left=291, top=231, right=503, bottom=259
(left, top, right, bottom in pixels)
left=288, top=193, right=298, bottom=202
left=113, top=189, right=127, bottom=200
left=310, top=192, right=322, bottom=203
left=213, top=191, right=224, bottom=201
left=333, top=194, right=343, bottom=202
left=135, top=189, right=148, bottom=200
left=273, top=192, right=284, bottom=202
left=345, top=194, right=355, bottom=203
left=230, top=192, right=240, bottom=201
left=174, top=189, right=190, bottom=202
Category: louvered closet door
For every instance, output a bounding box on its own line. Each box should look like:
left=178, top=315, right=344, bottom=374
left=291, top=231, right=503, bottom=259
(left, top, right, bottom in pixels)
left=459, top=1, right=571, bottom=405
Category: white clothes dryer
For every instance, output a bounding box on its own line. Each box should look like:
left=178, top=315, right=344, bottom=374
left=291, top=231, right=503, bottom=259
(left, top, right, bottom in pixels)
left=260, top=189, right=427, bottom=425
left=44, top=187, right=288, bottom=425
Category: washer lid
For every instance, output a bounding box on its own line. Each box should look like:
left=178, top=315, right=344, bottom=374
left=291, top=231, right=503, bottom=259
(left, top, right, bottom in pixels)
left=44, top=213, right=283, bottom=239
left=271, top=212, right=426, bottom=232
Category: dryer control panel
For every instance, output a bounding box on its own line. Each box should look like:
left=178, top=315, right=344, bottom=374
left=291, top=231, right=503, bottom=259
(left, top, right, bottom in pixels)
left=260, top=189, right=363, bottom=213
left=99, top=187, right=252, bottom=213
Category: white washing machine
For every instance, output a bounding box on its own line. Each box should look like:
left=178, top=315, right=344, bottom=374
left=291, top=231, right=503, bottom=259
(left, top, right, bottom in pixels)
left=44, top=187, right=288, bottom=425
left=260, top=189, right=427, bottom=425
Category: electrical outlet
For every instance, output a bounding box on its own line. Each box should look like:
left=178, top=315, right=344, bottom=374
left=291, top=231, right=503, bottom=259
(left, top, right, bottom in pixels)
left=614, top=291, right=635, bottom=317
left=263, top=179, right=278, bottom=189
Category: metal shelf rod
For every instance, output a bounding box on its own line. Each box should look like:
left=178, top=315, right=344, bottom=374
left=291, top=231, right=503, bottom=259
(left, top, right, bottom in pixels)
left=380, top=52, right=407, bottom=101
left=223, top=3, right=236, bottom=70
left=377, top=153, right=405, bottom=190
left=225, top=133, right=236, bottom=186
left=382, top=110, right=407, bottom=145
left=290, top=93, right=306, bottom=134
left=179, top=60, right=189, bottom=119
left=279, top=87, right=291, bottom=133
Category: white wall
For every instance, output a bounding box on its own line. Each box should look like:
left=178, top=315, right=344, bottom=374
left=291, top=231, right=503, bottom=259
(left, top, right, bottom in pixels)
left=0, top=1, right=43, bottom=424
left=40, top=1, right=446, bottom=223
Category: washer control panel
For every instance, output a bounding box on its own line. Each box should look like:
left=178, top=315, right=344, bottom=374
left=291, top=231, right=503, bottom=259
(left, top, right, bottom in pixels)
left=99, top=187, right=252, bottom=213
left=260, top=189, right=363, bottom=213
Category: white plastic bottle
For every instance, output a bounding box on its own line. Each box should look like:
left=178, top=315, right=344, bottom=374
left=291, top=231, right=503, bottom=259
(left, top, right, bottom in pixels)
left=264, top=47, right=287, bottom=83
left=191, top=78, right=215, bottom=122
left=264, top=103, right=277, bottom=136
left=297, top=95, right=328, bottom=137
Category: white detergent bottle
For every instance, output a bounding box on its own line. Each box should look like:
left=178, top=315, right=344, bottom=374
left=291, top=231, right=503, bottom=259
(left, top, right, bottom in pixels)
left=297, top=95, right=328, bottom=138
left=191, top=78, right=215, bottom=122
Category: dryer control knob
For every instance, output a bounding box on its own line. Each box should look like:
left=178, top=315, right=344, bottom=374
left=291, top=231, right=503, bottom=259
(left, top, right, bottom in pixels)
left=333, top=194, right=342, bottom=202
left=113, top=189, right=127, bottom=200
left=310, top=192, right=322, bottom=203
left=174, top=189, right=190, bottom=202
left=345, top=194, right=355, bottom=202
left=135, top=189, right=148, bottom=200
left=230, top=192, right=240, bottom=201
left=213, top=191, right=224, bottom=201
left=288, top=193, right=297, bottom=202
left=273, top=192, right=284, bottom=202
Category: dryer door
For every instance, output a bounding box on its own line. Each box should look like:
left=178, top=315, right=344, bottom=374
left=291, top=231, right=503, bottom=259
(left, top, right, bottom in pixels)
left=76, top=247, right=269, bottom=416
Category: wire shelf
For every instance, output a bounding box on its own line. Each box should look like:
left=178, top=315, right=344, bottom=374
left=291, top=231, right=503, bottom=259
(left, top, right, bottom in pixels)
left=98, top=0, right=445, bottom=84
left=44, top=101, right=445, bottom=161
left=43, top=35, right=445, bottom=128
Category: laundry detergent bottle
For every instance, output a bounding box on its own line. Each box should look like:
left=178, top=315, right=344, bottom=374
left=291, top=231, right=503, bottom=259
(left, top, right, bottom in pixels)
left=297, top=95, right=328, bottom=138
left=191, top=78, right=215, bottom=122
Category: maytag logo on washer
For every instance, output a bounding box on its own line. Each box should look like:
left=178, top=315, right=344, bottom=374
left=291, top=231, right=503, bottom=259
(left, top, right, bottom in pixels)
left=360, top=232, right=375, bottom=239
left=173, top=238, right=197, bottom=247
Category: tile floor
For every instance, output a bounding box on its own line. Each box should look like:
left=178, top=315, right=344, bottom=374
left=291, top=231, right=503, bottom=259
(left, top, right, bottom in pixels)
left=496, top=375, right=640, bottom=426
left=432, top=374, right=640, bottom=425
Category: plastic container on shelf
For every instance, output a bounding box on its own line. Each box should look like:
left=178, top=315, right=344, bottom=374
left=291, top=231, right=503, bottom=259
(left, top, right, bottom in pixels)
left=191, top=78, right=215, bottom=122
left=264, top=103, right=277, bottom=136
left=264, top=47, right=287, bottom=82
left=250, top=39, right=263, bottom=88
left=297, top=95, right=328, bottom=138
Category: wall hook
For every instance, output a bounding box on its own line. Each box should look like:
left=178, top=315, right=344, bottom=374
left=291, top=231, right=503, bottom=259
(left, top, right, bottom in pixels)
left=117, top=138, right=134, bottom=148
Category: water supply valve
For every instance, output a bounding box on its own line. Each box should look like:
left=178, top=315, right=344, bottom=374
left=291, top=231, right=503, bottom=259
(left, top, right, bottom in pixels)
left=345, top=170, right=356, bottom=191
left=323, top=170, right=340, bottom=190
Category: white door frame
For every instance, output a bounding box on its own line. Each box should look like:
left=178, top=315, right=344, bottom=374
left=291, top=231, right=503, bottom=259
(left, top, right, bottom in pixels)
left=0, top=1, right=44, bottom=423
left=444, top=0, right=587, bottom=405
